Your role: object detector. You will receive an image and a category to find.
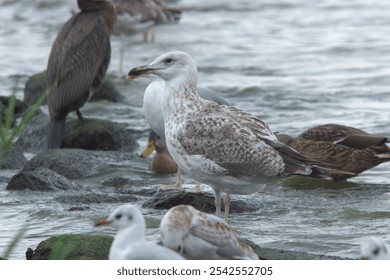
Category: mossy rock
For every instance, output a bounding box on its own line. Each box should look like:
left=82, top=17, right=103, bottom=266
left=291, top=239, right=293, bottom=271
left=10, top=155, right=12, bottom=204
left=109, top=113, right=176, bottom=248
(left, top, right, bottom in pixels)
left=23, top=71, right=47, bottom=106
left=63, top=118, right=139, bottom=151
left=30, top=234, right=113, bottom=260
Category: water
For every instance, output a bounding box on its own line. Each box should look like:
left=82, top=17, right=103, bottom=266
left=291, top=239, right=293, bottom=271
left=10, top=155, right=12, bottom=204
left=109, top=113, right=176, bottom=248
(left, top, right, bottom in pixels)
left=1, top=0, right=390, bottom=259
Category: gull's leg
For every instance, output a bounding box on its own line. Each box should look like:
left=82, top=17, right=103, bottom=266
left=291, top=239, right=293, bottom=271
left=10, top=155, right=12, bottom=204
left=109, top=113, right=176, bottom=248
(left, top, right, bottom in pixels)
left=159, top=168, right=183, bottom=190
left=119, top=40, right=124, bottom=74
left=151, top=27, right=156, bottom=43
left=214, top=189, right=222, bottom=218
left=224, top=193, right=231, bottom=221
left=191, top=182, right=202, bottom=193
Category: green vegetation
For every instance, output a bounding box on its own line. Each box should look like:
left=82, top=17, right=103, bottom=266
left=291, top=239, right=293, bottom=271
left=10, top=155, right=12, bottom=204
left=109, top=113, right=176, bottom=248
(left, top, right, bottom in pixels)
left=0, top=80, right=47, bottom=168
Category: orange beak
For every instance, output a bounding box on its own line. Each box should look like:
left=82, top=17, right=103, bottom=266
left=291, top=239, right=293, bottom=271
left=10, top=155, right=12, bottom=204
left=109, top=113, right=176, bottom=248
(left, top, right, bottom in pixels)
left=95, top=219, right=111, bottom=227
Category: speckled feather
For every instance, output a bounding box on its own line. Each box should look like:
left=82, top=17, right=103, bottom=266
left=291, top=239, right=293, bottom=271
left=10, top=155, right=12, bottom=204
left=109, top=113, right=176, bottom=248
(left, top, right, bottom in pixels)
left=278, top=124, right=390, bottom=180
left=160, top=205, right=259, bottom=260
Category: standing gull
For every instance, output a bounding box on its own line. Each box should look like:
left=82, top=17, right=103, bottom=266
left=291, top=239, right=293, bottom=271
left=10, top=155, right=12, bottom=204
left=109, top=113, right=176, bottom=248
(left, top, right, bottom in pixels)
left=128, top=51, right=345, bottom=220
left=129, top=66, right=230, bottom=190
left=160, top=204, right=259, bottom=260
left=95, top=204, right=184, bottom=260
left=113, top=0, right=181, bottom=73
left=276, top=124, right=390, bottom=181
left=46, top=0, right=117, bottom=149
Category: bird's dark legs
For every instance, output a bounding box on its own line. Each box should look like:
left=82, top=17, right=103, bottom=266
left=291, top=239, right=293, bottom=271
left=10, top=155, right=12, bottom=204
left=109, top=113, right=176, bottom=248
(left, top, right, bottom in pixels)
left=76, top=109, right=84, bottom=120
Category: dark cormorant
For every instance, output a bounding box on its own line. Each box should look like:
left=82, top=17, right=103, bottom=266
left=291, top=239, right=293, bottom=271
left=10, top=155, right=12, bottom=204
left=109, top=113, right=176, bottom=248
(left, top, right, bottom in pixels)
left=46, top=0, right=117, bottom=149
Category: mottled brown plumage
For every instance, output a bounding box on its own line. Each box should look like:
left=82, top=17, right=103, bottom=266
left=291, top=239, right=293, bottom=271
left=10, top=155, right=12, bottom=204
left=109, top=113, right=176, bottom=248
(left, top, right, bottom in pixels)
left=128, top=51, right=351, bottom=220
left=114, top=0, right=181, bottom=25
left=277, top=124, right=390, bottom=181
left=160, top=205, right=259, bottom=259
left=46, top=0, right=117, bottom=149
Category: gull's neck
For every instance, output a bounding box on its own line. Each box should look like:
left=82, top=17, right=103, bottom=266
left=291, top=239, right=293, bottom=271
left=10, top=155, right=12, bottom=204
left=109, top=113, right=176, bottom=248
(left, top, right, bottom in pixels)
left=165, top=70, right=198, bottom=100
left=109, top=223, right=145, bottom=259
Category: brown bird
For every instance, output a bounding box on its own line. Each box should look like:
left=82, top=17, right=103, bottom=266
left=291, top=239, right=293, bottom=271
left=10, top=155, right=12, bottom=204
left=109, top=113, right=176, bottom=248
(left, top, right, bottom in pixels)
left=276, top=124, right=390, bottom=181
left=46, top=0, right=117, bottom=149
left=113, top=0, right=181, bottom=41
left=112, top=0, right=181, bottom=73
left=140, top=130, right=178, bottom=174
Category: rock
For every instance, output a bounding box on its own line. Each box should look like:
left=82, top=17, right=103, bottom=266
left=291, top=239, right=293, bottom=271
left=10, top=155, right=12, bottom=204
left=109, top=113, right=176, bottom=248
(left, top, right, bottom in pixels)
left=0, top=95, right=28, bottom=119
left=1, top=144, right=27, bottom=170
left=14, top=113, right=139, bottom=153
left=23, top=71, right=47, bottom=106
left=23, top=71, right=124, bottom=106
left=56, top=193, right=137, bottom=204
left=62, top=118, right=138, bottom=151
left=89, top=77, right=125, bottom=102
left=13, top=111, right=51, bottom=153
left=22, top=149, right=137, bottom=179
left=142, top=189, right=262, bottom=214
left=29, top=234, right=113, bottom=260
left=247, top=241, right=350, bottom=260
left=6, top=167, right=80, bottom=191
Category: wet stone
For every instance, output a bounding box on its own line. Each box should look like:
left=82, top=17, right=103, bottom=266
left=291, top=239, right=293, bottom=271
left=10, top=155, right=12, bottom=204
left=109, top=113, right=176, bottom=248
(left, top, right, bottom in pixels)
left=142, top=189, right=262, bottom=214
left=29, top=234, right=113, bottom=260
left=6, top=167, right=80, bottom=191
left=22, top=149, right=137, bottom=179
left=14, top=114, right=139, bottom=153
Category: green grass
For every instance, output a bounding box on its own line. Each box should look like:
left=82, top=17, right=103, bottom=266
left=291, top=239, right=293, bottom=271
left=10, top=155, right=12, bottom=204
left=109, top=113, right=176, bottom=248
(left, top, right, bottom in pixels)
left=0, top=79, right=47, bottom=168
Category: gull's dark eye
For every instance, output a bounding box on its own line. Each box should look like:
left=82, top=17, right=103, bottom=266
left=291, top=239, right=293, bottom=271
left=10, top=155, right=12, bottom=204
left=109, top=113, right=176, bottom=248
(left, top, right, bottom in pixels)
left=373, top=248, right=379, bottom=255
left=115, top=214, right=122, bottom=220
left=165, top=58, right=173, bottom=64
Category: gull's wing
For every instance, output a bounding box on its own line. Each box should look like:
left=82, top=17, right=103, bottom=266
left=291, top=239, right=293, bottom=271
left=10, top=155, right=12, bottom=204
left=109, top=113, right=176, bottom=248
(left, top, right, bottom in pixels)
left=189, top=209, right=258, bottom=260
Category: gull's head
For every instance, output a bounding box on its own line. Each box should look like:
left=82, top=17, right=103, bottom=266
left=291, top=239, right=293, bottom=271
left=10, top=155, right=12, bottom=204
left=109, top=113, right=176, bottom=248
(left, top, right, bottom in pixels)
left=360, top=236, right=390, bottom=260
left=128, top=51, right=198, bottom=83
left=95, top=204, right=145, bottom=231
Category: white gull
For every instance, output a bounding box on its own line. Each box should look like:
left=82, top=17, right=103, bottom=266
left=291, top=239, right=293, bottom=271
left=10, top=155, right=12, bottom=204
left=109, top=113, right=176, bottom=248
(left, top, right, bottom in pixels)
left=95, top=204, right=184, bottom=260
left=360, top=236, right=390, bottom=260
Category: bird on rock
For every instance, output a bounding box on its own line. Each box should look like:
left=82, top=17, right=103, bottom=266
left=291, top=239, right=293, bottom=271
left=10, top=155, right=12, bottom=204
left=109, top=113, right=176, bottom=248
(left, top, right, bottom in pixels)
left=160, top=204, right=259, bottom=259
left=129, top=63, right=230, bottom=191
left=95, top=204, right=184, bottom=260
left=128, top=51, right=351, bottom=220
left=46, top=0, right=117, bottom=149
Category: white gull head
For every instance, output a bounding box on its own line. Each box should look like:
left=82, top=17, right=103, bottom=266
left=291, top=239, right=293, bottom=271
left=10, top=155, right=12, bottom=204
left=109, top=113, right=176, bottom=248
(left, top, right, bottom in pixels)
left=360, top=236, right=390, bottom=260
left=95, top=204, right=184, bottom=260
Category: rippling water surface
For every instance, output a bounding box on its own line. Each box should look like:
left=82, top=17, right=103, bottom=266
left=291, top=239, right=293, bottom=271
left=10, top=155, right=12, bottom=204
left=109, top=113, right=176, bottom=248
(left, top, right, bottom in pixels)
left=1, top=0, right=389, bottom=259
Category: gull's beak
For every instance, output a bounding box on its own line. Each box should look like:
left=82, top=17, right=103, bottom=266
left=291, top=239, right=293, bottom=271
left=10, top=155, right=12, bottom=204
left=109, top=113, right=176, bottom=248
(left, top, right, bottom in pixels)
left=140, top=140, right=156, bottom=158
left=127, top=65, right=160, bottom=80
left=95, top=219, right=111, bottom=227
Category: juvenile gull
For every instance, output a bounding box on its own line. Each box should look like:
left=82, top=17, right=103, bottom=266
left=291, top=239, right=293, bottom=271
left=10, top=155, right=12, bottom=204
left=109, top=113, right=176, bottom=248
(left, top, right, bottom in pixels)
left=95, top=204, right=184, bottom=260
left=130, top=66, right=230, bottom=190
left=128, top=51, right=343, bottom=220
left=360, top=236, right=390, bottom=260
left=113, top=0, right=181, bottom=72
left=160, top=204, right=259, bottom=260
